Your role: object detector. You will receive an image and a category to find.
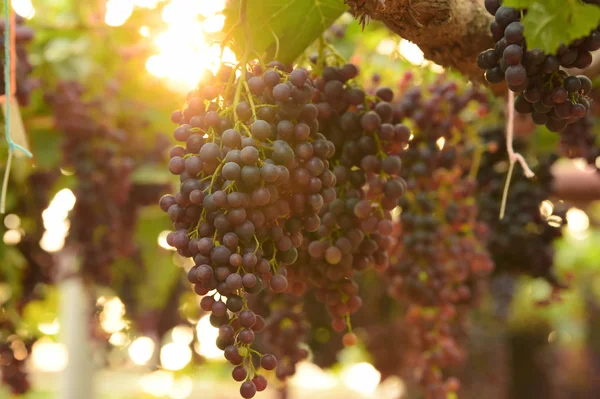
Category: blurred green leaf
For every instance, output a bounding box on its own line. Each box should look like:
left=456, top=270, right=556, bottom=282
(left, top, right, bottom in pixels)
left=134, top=207, right=181, bottom=311
left=223, top=0, right=347, bottom=63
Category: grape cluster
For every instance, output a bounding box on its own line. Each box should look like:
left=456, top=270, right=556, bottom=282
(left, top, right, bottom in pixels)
left=285, top=64, right=406, bottom=338
left=48, top=82, right=130, bottom=282
left=0, top=16, right=35, bottom=105
left=479, top=0, right=597, bottom=131
left=251, top=292, right=310, bottom=382
left=46, top=81, right=168, bottom=283
left=558, top=114, right=600, bottom=170
left=383, top=77, right=493, bottom=398
left=162, top=61, right=337, bottom=397
left=477, top=126, right=566, bottom=286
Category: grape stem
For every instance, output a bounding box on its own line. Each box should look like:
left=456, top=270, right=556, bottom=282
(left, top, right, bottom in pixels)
left=500, top=90, right=534, bottom=220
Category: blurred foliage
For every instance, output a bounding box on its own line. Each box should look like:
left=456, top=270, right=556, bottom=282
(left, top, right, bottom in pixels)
left=1, top=1, right=185, bottom=339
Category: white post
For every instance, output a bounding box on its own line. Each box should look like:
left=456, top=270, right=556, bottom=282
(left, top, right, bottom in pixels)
left=57, top=249, right=95, bottom=399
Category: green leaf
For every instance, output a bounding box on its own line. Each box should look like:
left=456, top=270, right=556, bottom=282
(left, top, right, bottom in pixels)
left=223, top=0, right=347, bottom=64
left=516, top=0, right=600, bottom=55
left=503, top=0, right=536, bottom=8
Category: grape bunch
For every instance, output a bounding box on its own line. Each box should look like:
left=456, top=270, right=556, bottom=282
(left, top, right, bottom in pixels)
left=383, top=77, right=493, bottom=398
left=285, top=64, right=406, bottom=338
left=46, top=81, right=168, bottom=284
left=478, top=0, right=597, bottom=131
left=477, top=126, right=566, bottom=286
left=0, top=16, right=35, bottom=105
left=248, top=292, right=310, bottom=382
left=162, top=61, right=337, bottom=397
left=558, top=114, right=600, bottom=170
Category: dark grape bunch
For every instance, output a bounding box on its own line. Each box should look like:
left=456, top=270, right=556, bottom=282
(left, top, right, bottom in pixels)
left=479, top=0, right=597, bottom=132
left=477, top=126, right=566, bottom=286
left=385, top=76, right=493, bottom=399
left=285, top=63, right=406, bottom=339
left=0, top=16, right=35, bottom=105
left=247, top=292, right=310, bottom=382
left=161, top=61, right=337, bottom=398
left=558, top=114, right=600, bottom=170
left=46, top=81, right=168, bottom=284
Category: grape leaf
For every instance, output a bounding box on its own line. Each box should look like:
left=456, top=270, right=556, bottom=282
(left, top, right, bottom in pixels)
left=502, top=0, right=535, bottom=7
left=222, top=0, right=347, bottom=64
left=504, top=0, right=600, bottom=55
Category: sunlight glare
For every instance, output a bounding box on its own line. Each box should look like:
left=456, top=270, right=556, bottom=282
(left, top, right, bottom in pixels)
left=160, top=342, right=192, bottom=371
left=171, top=325, right=194, bottom=345
left=4, top=213, right=20, bottom=229
left=129, top=336, right=156, bottom=365
left=31, top=339, right=68, bottom=372
left=100, top=297, right=127, bottom=334
left=140, top=26, right=150, bottom=37
left=203, top=15, right=226, bottom=33
left=3, top=229, right=21, bottom=245
left=566, top=207, right=589, bottom=234
left=290, top=362, right=338, bottom=390
left=399, top=39, right=425, bottom=65
left=376, top=38, right=396, bottom=56
left=199, top=0, right=226, bottom=18
left=341, top=362, right=381, bottom=394
left=133, top=0, right=163, bottom=8
left=162, top=0, right=201, bottom=24
left=539, top=200, right=554, bottom=220
left=12, top=0, right=35, bottom=19
left=436, top=137, right=446, bottom=150
left=38, top=319, right=60, bottom=335
left=168, top=376, right=193, bottom=399
left=195, top=315, right=222, bottom=360
left=142, top=0, right=235, bottom=89
left=110, top=332, right=129, bottom=346
left=158, top=230, right=176, bottom=250
left=39, top=189, right=76, bottom=252
left=105, top=0, right=135, bottom=27
left=140, top=370, right=174, bottom=396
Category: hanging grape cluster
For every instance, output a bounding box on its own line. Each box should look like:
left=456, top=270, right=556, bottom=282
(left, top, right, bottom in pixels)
left=478, top=0, right=597, bottom=132
left=46, top=81, right=168, bottom=283
left=558, top=114, right=599, bottom=170
left=161, top=45, right=589, bottom=397
left=477, top=126, right=566, bottom=286
left=380, top=76, right=493, bottom=398
left=162, top=60, right=340, bottom=398
left=286, top=64, right=406, bottom=341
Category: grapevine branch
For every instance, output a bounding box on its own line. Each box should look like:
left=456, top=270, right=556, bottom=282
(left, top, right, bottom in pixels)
left=344, top=0, right=495, bottom=86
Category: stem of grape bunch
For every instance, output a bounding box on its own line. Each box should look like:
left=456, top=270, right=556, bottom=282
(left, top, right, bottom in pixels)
left=500, top=90, right=535, bottom=220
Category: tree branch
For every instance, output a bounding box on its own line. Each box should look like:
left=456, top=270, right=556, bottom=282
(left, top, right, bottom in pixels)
left=346, top=0, right=494, bottom=84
